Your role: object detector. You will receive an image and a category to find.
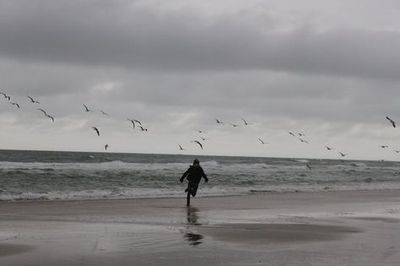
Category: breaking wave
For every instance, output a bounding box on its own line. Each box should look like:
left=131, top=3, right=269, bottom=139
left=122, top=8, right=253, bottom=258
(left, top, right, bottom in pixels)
left=1, top=150, right=400, bottom=201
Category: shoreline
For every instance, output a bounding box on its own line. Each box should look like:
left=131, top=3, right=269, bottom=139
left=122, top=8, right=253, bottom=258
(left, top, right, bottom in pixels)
left=1, top=187, right=400, bottom=204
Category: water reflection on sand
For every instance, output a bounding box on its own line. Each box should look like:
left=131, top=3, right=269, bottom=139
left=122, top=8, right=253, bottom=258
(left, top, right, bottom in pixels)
left=183, top=206, right=204, bottom=246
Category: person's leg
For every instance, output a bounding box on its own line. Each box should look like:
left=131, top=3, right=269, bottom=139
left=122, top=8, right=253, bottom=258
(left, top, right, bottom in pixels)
left=190, top=183, right=199, bottom=197
left=186, top=187, right=191, bottom=206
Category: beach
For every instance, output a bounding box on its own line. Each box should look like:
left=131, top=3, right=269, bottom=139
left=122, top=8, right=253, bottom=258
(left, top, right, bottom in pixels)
left=0, top=0, right=399, bottom=265
left=0, top=190, right=400, bottom=265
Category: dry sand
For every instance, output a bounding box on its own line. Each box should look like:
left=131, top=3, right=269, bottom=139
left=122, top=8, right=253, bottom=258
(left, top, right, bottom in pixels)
left=0, top=190, right=400, bottom=265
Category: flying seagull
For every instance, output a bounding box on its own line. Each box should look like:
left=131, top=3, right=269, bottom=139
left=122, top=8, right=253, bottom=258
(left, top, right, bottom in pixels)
left=230, top=123, right=238, bottom=128
left=191, top=140, right=203, bottom=150
left=395, top=150, right=400, bottom=154
left=0, top=92, right=10, bottom=101
left=380, top=145, right=389, bottom=148
left=105, top=144, right=109, bottom=151
left=37, top=108, right=48, bottom=116
left=299, top=138, right=309, bottom=144
left=339, top=152, right=347, bottom=157
left=325, top=146, right=334, bottom=151
left=133, top=119, right=142, bottom=126
left=27, top=96, right=40, bottom=104
left=258, top=138, right=266, bottom=144
left=200, top=137, right=206, bottom=141
left=179, top=144, right=184, bottom=151
left=386, top=116, right=396, bottom=128
left=92, top=127, right=100, bottom=136
left=10, top=102, right=20, bottom=108
left=127, top=118, right=136, bottom=128
left=138, top=126, right=148, bottom=132
left=46, top=114, right=54, bottom=122
left=298, top=133, right=305, bottom=137
left=306, top=163, right=312, bottom=170
left=241, top=118, right=249, bottom=126
left=289, top=132, right=295, bottom=136
left=216, top=119, right=224, bottom=124
left=127, top=119, right=136, bottom=128
left=83, top=104, right=92, bottom=112
left=100, top=110, right=109, bottom=116
left=1, top=92, right=10, bottom=100
left=37, top=108, right=54, bottom=122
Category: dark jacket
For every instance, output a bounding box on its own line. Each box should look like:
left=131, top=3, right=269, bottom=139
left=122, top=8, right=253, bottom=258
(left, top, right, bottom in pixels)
left=180, top=165, right=208, bottom=184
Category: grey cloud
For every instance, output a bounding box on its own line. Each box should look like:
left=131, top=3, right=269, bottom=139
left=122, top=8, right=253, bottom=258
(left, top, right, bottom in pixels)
left=0, top=59, right=397, bottom=125
left=2, top=0, right=400, bottom=159
left=0, top=0, right=400, bottom=80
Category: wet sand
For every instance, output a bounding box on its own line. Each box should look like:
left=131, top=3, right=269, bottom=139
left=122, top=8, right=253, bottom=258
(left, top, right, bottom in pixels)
left=0, top=190, right=400, bottom=265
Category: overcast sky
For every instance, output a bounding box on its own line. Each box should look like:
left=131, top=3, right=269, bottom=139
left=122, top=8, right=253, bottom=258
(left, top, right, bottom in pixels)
left=1, top=0, right=400, bottom=160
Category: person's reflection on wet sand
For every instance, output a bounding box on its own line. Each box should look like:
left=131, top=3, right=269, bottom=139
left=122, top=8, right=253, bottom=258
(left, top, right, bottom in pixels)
left=187, top=206, right=201, bottom=225
left=184, top=206, right=203, bottom=246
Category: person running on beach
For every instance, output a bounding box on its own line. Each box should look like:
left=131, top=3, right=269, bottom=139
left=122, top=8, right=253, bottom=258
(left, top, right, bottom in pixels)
left=180, top=159, right=208, bottom=197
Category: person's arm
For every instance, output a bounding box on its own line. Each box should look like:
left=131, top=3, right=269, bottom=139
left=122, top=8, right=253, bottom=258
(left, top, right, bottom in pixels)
left=180, top=168, right=190, bottom=183
left=201, top=168, right=208, bottom=183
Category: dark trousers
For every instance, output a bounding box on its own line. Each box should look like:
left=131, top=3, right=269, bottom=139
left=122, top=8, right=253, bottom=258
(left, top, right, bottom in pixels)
left=188, top=182, right=199, bottom=197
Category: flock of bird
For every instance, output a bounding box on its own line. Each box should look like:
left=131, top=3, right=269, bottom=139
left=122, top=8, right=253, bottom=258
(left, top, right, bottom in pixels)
left=1, top=91, right=150, bottom=151
left=184, top=115, right=400, bottom=166
left=1, top=92, right=55, bottom=122
left=1, top=90, right=400, bottom=164
left=184, top=117, right=349, bottom=162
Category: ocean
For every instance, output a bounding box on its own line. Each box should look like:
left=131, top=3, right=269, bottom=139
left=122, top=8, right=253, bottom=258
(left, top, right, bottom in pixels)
left=0, top=149, right=399, bottom=201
